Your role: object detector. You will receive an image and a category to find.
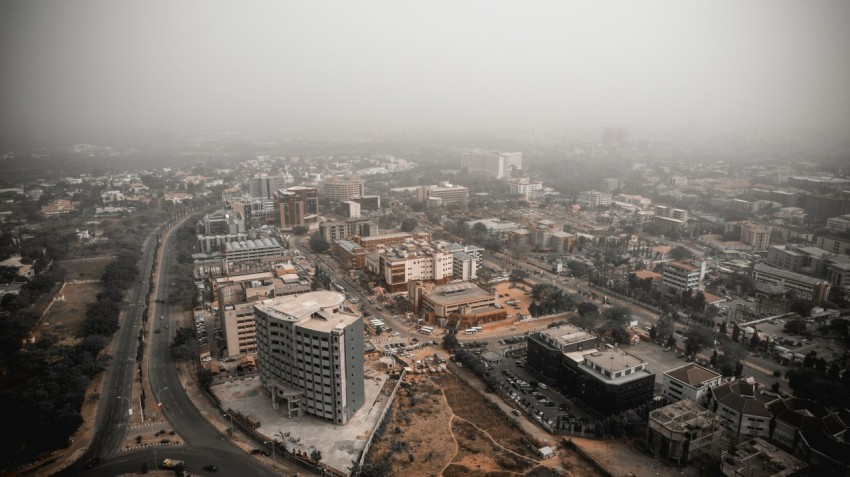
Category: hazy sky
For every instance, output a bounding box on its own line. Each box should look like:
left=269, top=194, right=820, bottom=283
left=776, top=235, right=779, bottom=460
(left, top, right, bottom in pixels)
left=2, top=1, right=849, bottom=139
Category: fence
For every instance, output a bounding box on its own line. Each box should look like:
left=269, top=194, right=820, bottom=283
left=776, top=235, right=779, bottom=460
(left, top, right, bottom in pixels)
left=356, top=369, right=407, bottom=468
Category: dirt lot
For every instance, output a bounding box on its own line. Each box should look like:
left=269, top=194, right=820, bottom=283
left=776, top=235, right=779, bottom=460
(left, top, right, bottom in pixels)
left=493, top=282, right=532, bottom=319
left=35, top=257, right=114, bottom=343
left=365, top=372, right=605, bottom=477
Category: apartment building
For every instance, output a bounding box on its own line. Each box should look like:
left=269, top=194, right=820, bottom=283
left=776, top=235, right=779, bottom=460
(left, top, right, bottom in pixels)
left=255, top=291, right=364, bottom=425
left=661, top=363, right=723, bottom=406
left=654, top=205, right=688, bottom=234
left=827, top=214, right=850, bottom=233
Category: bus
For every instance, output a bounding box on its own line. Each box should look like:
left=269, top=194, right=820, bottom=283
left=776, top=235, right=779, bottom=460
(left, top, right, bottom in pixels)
left=464, top=328, right=475, bottom=335
left=471, top=326, right=483, bottom=333
left=420, top=326, right=434, bottom=335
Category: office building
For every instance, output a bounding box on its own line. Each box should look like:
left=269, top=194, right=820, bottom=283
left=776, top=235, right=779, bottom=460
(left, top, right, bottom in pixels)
left=366, top=248, right=453, bottom=293
left=255, top=291, right=364, bottom=425
left=199, top=209, right=246, bottom=235
left=752, top=263, right=830, bottom=305
left=417, top=182, right=469, bottom=207
left=465, top=218, right=520, bottom=238
left=526, top=324, right=597, bottom=382
left=408, top=280, right=505, bottom=327
left=661, top=363, right=723, bottom=406
left=767, top=398, right=849, bottom=477
left=816, top=234, right=850, bottom=256
left=223, top=238, right=286, bottom=265
left=560, top=347, right=655, bottom=416
left=827, top=214, right=850, bottom=233
left=662, top=260, right=707, bottom=292
left=215, top=271, right=311, bottom=357
left=460, top=151, right=522, bottom=179
left=249, top=175, right=288, bottom=200
left=706, top=378, right=776, bottom=438
left=331, top=239, right=368, bottom=270
left=320, top=178, right=365, bottom=201
left=273, top=187, right=319, bottom=231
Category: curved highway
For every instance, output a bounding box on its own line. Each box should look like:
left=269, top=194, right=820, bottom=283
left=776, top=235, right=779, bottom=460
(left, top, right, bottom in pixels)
left=61, top=215, right=281, bottom=477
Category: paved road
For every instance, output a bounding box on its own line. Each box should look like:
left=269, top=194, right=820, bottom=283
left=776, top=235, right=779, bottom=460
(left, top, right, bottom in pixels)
left=61, top=215, right=282, bottom=477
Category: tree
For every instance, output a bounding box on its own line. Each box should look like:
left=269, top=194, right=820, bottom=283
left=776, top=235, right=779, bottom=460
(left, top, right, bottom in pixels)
left=509, top=268, right=529, bottom=284
left=442, top=332, right=459, bottom=350
left=684, top=328, right=713, bottom=356
left=732, top=323, right=741, bottom=342
left=292, top=225, right=309, bottom=236
left=784, top=319, right=807, bottom=334
left=669, top=245, right=693, bottom=260
left=789, top=299, right=812, bottom=317
left=310, top=449, right=322, bottom=463
left=400, top=218, right=418, bottom=232
left=665, top=335, right=677, bottom=349
left=309, top=232, right=330, bottom=253
left=749, top=332, right=761, bottom=349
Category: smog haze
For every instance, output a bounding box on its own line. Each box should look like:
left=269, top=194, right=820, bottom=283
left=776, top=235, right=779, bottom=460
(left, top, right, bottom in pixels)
left=2, top=0, right=849, bottom=141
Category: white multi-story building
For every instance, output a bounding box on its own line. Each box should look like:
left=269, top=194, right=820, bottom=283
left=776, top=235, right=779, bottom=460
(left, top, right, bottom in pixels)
left=707, top=378, right=775, bottom=438
left=254, top=291, right=364, bottom=425
left=827, top=214, right=850, bottom=233
left=366, top=249, right=454, bottom=293
left=662, top=363, right=723, bottom=406
left=662, top=260, right=707, bottom=292
left=464, top=218, right=520, bottom=238
left=579, top=190, right=613, bottom=207
left=509, top=178, right=543, bottom=199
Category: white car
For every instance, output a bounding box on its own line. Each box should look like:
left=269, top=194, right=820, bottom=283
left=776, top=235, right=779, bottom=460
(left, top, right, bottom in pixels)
left=391, top=332, right=400, bottom=336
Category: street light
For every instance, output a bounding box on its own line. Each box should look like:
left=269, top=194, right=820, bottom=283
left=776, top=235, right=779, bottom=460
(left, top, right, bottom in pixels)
left=223, top=413, right=234, bottom=436
left=264, top=440, right=276, bottom=464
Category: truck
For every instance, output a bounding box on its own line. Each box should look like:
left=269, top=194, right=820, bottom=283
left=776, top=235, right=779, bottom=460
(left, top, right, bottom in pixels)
left=162, top=459, right=184, bottom=468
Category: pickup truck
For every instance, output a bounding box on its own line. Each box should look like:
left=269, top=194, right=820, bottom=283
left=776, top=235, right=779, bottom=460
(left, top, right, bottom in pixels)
left=162, top=458, right=184, bottom=468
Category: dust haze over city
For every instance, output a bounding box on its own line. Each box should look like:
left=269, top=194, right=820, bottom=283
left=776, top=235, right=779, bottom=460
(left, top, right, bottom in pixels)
left=2, top=2, right=850, bottom=477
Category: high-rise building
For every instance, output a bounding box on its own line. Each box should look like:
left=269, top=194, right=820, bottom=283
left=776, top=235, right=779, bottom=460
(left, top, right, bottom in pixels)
left=460, top=151, right=522, bottom=179
left=508, top=178, right=543, bottom=199
left=249, top=175, right=288, bottom=200
left=254, top=291, right=364, bottom=425
left=319, top=178, right=365, bottom=201
left=579, top=190, right=613, bottom=207
left=273, top=187, right=319, bottom=230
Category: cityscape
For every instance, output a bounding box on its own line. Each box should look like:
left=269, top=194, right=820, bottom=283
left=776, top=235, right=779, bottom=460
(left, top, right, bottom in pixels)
left=0, top=2, right=849, bottom=477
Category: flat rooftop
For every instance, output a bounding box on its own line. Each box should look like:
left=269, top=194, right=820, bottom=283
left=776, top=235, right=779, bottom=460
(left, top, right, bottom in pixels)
left=255, top=291, right=360, bottom=331
left=425, top=281, right=492, bottom=306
